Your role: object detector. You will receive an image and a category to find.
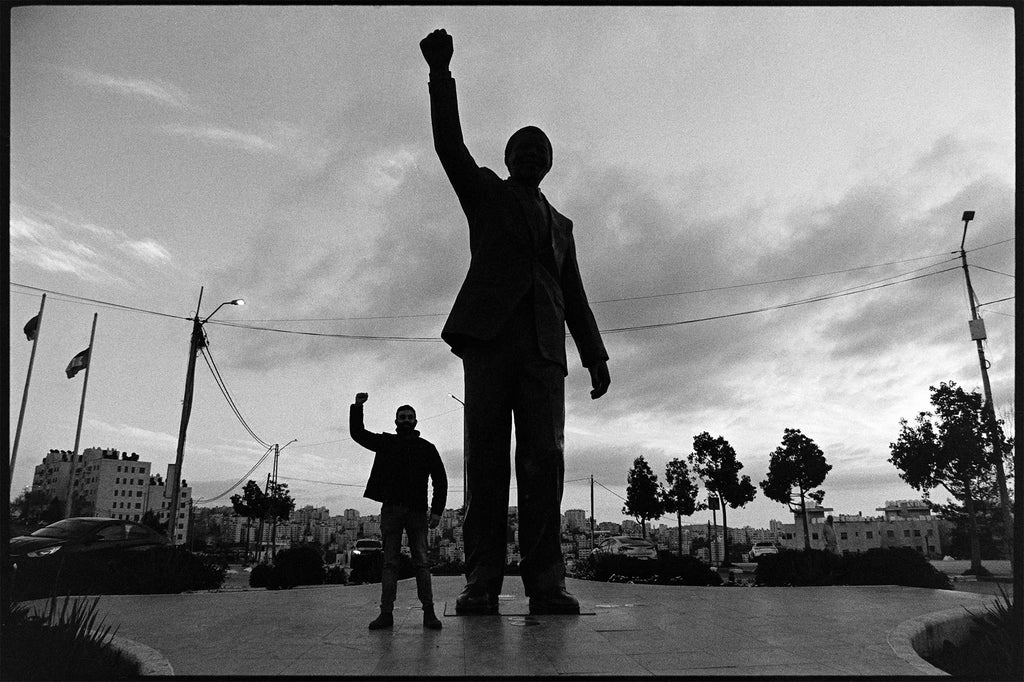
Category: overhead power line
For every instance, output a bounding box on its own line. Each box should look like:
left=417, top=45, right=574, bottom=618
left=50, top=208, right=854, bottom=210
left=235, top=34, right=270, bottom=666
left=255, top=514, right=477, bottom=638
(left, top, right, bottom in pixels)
left=194, top=444, right=276, bottom=504
left=9, top=237, right=1012, bottom=340
left=199, top=344, right=271, bottom=449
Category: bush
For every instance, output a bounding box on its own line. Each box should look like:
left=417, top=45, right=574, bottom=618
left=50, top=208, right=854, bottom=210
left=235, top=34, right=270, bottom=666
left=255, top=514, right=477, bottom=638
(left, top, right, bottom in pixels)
left=249, top=563, right=272, bottom=588
left=325, top=565, right=348, bottom=584
left=12, top=546, right=226, bottom=600
left=925, top=588, right=1021, bottom=678
left=835, top=547, right=952, bottom=589
left=270, top=545, right=325, bottom=589
left=1, top=595, right=142, bottom=680
left=430, top=559, right=465, bottom=576
left=347, top=551, right=416, bottom=584
left=584, top=554, right=722, bottom=586
left=755, top=547, right=953, bottom=589
left=754, top=549, right=840, bottom=586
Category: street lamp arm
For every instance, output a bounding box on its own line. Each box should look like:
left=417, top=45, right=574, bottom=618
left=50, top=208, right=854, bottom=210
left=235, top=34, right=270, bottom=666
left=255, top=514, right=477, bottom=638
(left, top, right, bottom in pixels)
left=202, top=298, right=245, bottom=324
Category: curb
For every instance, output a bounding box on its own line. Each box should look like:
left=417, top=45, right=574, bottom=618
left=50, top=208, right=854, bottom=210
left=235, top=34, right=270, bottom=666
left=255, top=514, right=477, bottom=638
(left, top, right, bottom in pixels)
left=107, top=633, right=175, bottom=676
left=886, top=601, right=994, bottom=676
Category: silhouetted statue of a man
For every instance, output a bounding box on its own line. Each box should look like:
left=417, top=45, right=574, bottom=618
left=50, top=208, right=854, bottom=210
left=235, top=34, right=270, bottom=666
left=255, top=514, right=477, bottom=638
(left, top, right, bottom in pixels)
left=421, top=28, right=610, bottom=615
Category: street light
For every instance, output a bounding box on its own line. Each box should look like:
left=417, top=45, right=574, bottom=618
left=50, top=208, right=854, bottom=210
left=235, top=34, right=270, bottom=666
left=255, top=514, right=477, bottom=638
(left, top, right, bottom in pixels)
left=166, top=288, right=244, bottom=542
left=448, top=394, right=467, bottom=509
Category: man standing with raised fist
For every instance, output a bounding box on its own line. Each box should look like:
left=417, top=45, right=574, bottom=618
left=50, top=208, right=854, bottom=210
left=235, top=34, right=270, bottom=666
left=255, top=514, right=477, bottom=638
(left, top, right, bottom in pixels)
left=420, top=28, right=610, bottom=616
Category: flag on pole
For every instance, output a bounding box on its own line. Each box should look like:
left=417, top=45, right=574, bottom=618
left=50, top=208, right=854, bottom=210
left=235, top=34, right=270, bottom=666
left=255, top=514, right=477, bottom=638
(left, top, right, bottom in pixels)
left=66, top=348, right=91, bottom=379
left=24, top=315, right=40, bottom=341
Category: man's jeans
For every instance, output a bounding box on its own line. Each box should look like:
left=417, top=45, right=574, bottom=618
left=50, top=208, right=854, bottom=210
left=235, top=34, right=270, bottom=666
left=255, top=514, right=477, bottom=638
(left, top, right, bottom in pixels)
left=379, top=503, right=433, bottom=612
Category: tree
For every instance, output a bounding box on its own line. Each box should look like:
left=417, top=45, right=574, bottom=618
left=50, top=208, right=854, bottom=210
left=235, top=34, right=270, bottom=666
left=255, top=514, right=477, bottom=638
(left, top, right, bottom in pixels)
left=661, top=458, right=702, bottom=556
left=622, top=456, right=664, bottom=539
left=760, top=428, right=832, bottom=550
left=10, top=489, right=51, bottom=525
left=141, top=510, right=167, bottom=536
left=266, top=481, right=296, bottom=558
left=888, top=381, right=1010, bottom=575
left=231, top=480, right=268, bottom=563
left=688, top=432, right=756, bottom=566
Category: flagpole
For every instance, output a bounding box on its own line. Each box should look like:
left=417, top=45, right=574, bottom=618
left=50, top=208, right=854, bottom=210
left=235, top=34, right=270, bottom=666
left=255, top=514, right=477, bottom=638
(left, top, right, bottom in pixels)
left=11, top=294, right=46, bottom=475
left=64, top=313, right=98, bottom=518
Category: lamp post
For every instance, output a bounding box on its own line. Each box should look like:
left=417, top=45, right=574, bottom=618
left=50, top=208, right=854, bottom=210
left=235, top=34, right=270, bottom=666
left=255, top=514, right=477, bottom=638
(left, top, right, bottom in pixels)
left=448, top=394, right=467, bottom=510
left=166, top=288, right=244, bottom=542
left=957, top=211, right=1014, bottom=571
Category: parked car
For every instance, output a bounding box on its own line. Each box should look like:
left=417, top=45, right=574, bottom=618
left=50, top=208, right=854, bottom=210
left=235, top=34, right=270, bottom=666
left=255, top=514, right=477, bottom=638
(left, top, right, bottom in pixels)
left=347, top=538, right=383, bottom=582
left=749, top=541, right=780, bottom=559
left=8, top=517, right=170, bottom=569
left=592, top=535, right=658, bottom=560
left=351, top=538, right=382, bottom=556
left=8, top=517, right=171, bottom=596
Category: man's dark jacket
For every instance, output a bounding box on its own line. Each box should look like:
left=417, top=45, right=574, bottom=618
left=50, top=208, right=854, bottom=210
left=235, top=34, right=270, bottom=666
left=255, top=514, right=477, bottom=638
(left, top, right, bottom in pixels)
left=350, top=403, right=447, bottom=516
left=428, top=73, right=608, bottom=373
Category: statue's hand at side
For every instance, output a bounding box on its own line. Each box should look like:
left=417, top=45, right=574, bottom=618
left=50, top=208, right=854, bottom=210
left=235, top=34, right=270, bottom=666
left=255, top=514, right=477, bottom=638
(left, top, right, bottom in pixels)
left=420, top=28, right=453, bottom=72
left=589, top=361, right=610, bottom=400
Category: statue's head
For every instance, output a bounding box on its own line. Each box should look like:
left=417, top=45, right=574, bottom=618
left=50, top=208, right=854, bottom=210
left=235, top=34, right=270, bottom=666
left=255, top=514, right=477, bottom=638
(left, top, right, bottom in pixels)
left=505, top=126, right=552, bottom=187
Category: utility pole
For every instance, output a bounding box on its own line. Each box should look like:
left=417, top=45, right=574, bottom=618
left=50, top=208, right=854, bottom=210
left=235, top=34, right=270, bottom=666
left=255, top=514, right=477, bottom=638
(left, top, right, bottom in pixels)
left=957, top=211, right=1014, bottom=569
left=589, top=475, right=595, bottom=552
left=167, top=289, right=244, bottom=543
left=168, top=288, right=205, bottom=542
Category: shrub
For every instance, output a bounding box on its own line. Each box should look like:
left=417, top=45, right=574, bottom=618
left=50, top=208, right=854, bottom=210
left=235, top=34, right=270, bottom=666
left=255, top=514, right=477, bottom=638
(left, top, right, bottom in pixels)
left=925, top=587, right=1020, bottom=678
left=754, top=549, right=840, bottom=586
left=835, top=547, right=952, bottom=589
left=249, top=563, right=272, bottom=588
left=1, top=595, right=142, bottom=680
left=12, top=546, right=225, bottom=600
left=585, top=554, right=722, bottom=586
left=269, top=546, right=326, bottom=589
left=430, top=559, right=465, bottom=576
left=325, top=565, right=348, bottom=584
left=755, top=547, right=953, bottom=589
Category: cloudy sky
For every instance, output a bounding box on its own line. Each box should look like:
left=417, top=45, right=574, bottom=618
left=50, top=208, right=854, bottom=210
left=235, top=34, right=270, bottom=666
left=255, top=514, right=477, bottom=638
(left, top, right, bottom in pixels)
left=9, top=6, right=1015, bottom=530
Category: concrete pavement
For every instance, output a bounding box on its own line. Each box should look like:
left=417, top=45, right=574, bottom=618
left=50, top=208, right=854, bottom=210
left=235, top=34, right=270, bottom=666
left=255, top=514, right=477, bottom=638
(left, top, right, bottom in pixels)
left=59, top=575, right=1002, bottom=677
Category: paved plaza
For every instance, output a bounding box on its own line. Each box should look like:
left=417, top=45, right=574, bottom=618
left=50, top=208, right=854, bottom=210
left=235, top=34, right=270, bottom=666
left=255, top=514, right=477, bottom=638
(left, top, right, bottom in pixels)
left=68, top=574, right=1004, bottom=677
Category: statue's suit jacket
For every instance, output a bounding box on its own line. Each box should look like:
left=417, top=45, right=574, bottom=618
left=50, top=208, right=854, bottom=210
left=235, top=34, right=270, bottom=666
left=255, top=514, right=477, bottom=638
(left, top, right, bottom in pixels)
left=428, top=73, right=608, bottom=374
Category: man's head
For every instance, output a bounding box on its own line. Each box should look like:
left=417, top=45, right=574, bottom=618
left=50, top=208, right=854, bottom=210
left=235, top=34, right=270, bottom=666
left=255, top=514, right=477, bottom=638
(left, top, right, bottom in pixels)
left=505, top=126, right=552, bottom=187
left=395, top=405, right=417, bottom=435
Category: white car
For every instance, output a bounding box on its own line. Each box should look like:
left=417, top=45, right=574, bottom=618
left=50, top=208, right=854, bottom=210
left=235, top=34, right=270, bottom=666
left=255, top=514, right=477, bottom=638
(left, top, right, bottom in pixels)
left=593, top=535, right=658, bottom=560
left=750, top=542, right=780, bottom=559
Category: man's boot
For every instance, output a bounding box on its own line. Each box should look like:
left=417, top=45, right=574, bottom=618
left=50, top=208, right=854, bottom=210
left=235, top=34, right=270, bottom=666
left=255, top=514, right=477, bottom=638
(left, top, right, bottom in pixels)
left=423, top=605, right=442, bottom=630
left=368, top=610, right=393, bottom=630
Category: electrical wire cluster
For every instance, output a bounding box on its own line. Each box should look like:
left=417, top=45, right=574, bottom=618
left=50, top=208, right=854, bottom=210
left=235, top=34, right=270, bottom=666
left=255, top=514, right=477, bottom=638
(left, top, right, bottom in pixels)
left=9, top=237, right=1014, bottom=503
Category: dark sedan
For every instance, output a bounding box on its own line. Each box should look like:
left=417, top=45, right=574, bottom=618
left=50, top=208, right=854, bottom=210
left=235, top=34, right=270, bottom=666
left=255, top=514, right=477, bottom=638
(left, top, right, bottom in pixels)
left=9, top=517, right=170, bottom=566
left=8, top=517, right=171, bottom=596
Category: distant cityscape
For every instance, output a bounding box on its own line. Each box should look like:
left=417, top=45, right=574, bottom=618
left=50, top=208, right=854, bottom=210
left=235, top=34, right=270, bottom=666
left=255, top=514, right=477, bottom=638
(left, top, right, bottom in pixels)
left=24, top=446, right=951, bottom=564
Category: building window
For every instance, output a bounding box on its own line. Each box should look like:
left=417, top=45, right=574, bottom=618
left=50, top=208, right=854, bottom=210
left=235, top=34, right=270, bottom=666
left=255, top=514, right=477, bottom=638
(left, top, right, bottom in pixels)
left=887, top=530, right=894, bottom=538
left=135, top=503, right=141, bottom=509
left=904, top=530, right=910, bottom=538
left=137, top=491, right=142, bottom=497
left=928, top=545, right=936, bottom=553
left=913, top=529, right=921, bottom=537
left=926, top=529, right=933, bottom=536
left=866, top=531, right=874, bottom=539
left=811, top=533, right=819, bottom=540
left=840, top=532, right=848, bottom=540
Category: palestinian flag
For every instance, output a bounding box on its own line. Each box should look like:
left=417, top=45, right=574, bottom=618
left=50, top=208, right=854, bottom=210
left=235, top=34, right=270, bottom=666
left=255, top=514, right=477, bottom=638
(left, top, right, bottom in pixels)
left=66, top=348, right=91, bottom=379
left=24, top=315, right=40, bottom=341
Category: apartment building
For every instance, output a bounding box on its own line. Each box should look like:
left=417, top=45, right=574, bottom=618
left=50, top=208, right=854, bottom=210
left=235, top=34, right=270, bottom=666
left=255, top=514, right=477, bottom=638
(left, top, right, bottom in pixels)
left=772, top=499, right=945, bottom=557
left=30, top=447, right=191, bottom=544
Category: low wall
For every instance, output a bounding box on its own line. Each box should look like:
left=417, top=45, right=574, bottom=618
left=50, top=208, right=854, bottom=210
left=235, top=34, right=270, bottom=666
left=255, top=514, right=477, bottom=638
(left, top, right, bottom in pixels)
left=106, top=633, right=175, bottom=676
left=887, top=604, right=985, bottom=676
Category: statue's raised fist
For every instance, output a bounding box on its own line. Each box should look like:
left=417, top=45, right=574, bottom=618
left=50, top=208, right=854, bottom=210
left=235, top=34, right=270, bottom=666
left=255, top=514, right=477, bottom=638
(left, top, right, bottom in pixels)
left=420, top=29, right=453, bottom=71
left=355, top=392, right=369, bottom=405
